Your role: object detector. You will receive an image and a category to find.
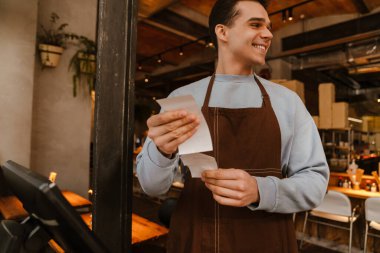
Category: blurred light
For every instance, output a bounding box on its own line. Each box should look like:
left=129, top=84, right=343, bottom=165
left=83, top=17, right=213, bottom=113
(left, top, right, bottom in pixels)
left=179, top=47, right=184, bottom=56
left=348, top=117, right=363, bottom=123
left=49, top=172, right=57, bottom=183
left=138, top=63, right=142, bottom=70
left=282, top=10, right=287, bottom=23
left=144, top=75, right=149, bottom=83
left=157, top=55, right=162, bottom=63
left=288, top=8, right=293, bottom=21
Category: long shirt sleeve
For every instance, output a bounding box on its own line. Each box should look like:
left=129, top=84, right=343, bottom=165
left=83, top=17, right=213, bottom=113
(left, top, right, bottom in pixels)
left=136, top=75, right=329, bottom=213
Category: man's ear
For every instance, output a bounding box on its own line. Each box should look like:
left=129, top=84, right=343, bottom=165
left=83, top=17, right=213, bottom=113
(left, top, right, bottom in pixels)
left=215, top=24, right=228, bottom=44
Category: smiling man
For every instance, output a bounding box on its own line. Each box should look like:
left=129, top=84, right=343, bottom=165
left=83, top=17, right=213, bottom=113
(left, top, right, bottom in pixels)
left=137, top=1, right=329, bottom=252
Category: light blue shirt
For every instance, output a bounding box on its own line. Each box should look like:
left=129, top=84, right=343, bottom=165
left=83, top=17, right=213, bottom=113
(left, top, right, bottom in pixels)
left=137, top=74, right=329, bottom=213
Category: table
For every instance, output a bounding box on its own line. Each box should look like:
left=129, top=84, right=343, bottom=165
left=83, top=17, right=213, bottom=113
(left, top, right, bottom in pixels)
left=0, top=191, right=91, bottom=220
left=328, top=186, right=380, bottom=199
left=0, top=196, right=28, bottom=220
left=49, top=213, right=169, bottom=252
left=81, top=213, right=169, bottom=244
left=61, top=191, right=92, bottom=209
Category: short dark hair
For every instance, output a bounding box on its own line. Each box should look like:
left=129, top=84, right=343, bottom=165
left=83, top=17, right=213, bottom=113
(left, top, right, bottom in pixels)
left=208, top=0, right=267, bottom=50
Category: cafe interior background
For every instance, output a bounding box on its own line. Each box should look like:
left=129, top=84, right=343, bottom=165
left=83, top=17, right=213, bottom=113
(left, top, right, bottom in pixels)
left=1, top=0, right=380, bottom=252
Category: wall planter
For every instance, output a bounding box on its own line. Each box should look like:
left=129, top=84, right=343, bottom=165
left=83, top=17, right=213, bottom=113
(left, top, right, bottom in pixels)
left=78, top=52, right=96, bottom=74
left=38, top=44, right=64, bottom=67
left=37, top=12, right=68, bottom=68
left=69, top=36, right=97, bottom=97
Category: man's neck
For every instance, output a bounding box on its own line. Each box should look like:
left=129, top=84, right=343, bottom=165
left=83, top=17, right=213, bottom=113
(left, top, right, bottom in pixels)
left=215, top=52, right=255, bottom=76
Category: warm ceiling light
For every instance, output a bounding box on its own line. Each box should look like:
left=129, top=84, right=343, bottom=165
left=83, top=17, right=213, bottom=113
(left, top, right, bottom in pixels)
left=157, top=56, right=162, bottom=63
left=138, top=63, right=142, bottom=70
left=282, top=10, right=287, bottom=23
left=205, top=39, right=214, bottom=48
left=288, top=8, right=293, bottom=21
left=144, top=75, right=149, bottom=83
left=377, top=95, right=380, bottom=103
left=179, top=47, right=184, bottom=56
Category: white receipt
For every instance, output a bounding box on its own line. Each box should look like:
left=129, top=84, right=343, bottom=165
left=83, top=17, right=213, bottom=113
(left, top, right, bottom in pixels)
left=181, top=153, right=217, bottom=178
left=156, top=95, right=213, bottom=155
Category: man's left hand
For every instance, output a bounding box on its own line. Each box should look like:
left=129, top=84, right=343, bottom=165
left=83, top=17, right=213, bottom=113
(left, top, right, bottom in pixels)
left=201, top=169, right=260, bottom=207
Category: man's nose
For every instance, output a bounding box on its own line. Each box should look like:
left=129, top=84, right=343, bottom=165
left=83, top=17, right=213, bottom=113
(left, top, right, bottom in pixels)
left=261, top=28, right=273, bottom=40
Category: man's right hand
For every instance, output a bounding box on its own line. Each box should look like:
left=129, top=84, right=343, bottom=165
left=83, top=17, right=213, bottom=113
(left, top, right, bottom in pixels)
left=147, top=110, right=200, bottom=157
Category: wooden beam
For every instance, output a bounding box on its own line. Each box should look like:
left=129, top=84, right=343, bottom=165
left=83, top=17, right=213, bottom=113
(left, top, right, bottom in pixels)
left=149, top=9, right=208, bottom=38
left=141, top=18, right=198, bottom=41
left=351, top=0, right=370, bottom=14
left=168, top=3, right=208, bottom=27
left=93, top=0, right=137, bottom=252
left=138, top=0, right=178, bottom=18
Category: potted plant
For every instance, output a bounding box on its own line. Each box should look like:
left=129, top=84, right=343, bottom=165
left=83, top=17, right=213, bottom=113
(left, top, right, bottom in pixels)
left=37, top=12, right=68, bottom=67
left=68, top=35, right=97, bottom=97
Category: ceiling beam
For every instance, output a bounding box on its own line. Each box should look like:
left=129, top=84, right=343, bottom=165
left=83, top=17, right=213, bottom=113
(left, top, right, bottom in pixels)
left=138, top=0, right=179, bottom=18
left=351, top=0, right=370, bottom=14
left=168, top=3, right=208, bottom=27
left=149, top=9, right=209, bottom=38
left=140, top=18, right=198, bottom=41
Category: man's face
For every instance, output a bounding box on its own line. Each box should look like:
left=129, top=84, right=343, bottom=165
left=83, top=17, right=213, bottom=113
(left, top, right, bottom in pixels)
left=223, top=1, right=273, bottom=66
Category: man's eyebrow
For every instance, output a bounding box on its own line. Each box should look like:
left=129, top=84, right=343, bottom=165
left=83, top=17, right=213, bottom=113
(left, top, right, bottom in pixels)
left=247, top=17, right=272, bottom=29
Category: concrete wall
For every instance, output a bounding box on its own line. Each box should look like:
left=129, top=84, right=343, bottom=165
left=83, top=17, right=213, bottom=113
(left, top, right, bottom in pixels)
left=0, top=0, right=38, bottom=167
left=31, top=0, right=97, bottom=197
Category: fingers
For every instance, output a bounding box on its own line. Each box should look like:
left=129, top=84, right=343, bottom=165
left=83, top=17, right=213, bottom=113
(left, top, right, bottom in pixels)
left=202, top=168, right=245, bottom=180
left=148, top=113, right=199, bottom=139
left=205, top=183, right=244, bottom=200
left=202, top=169, right=259, bottom=207
left=155, top=125, right=199, bottom=154
left=212, top=194, right=246, bottom=207
left=204, top=178, right=248, bottom=192
left=147, top=110, right=188, bottom=128
left=205, top=182, right=250, bottom=207
left=146, top=110, right=201, bottom=155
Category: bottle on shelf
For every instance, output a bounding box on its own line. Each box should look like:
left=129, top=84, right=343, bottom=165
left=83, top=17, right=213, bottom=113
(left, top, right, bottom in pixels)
left=366, top=180, right=372, bottom=191
left=347, top=159, right=358, bottom=175
left=337, top=177, right=343, bottom=187
left=348, top=181, right=352, bottom=189
left=371, top=183, right=377, bottom=192
left=343, top=179, right=349, bottom=188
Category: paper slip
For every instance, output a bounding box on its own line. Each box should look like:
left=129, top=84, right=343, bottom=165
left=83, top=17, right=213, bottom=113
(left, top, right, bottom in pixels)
left=156, top=95, right=213, bottom=155
left=181, top=153, right=217, bottom=178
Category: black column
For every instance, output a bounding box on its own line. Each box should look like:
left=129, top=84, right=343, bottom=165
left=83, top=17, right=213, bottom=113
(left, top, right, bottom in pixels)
left=93, top=0, right=137, bottom=252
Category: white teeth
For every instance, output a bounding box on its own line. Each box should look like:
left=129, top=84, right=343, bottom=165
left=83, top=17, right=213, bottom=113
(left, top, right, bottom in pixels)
left=253, top=44, right=266, bottom=51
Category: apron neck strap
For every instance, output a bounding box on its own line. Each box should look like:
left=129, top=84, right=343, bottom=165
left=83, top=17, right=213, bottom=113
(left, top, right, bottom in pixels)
left=203, top=73, right=216, bottom=108
left=202, top=73, right=269, bottom=108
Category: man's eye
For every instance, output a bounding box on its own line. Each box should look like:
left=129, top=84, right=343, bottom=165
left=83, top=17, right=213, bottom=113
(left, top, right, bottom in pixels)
left=250, top=23, right=261, bottom=28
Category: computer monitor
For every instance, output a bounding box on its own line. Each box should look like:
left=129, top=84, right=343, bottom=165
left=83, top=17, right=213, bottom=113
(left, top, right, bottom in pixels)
left=1, top=160, right=109, bottom=253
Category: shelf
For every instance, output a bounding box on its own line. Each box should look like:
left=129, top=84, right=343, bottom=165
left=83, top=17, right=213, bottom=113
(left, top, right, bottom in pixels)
left=319, top=128, right=351, bottom=131
left=323, top=144, right=350, bottom=150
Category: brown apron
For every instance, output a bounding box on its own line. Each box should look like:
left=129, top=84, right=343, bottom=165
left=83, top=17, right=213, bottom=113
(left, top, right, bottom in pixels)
left=167, top=75, right=298, bottom=253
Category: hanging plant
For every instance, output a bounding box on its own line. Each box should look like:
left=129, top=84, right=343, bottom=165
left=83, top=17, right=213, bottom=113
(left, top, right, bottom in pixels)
left=68, top=35, right=97, bottom=97
left=37, top=12, right=69, bottom=67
